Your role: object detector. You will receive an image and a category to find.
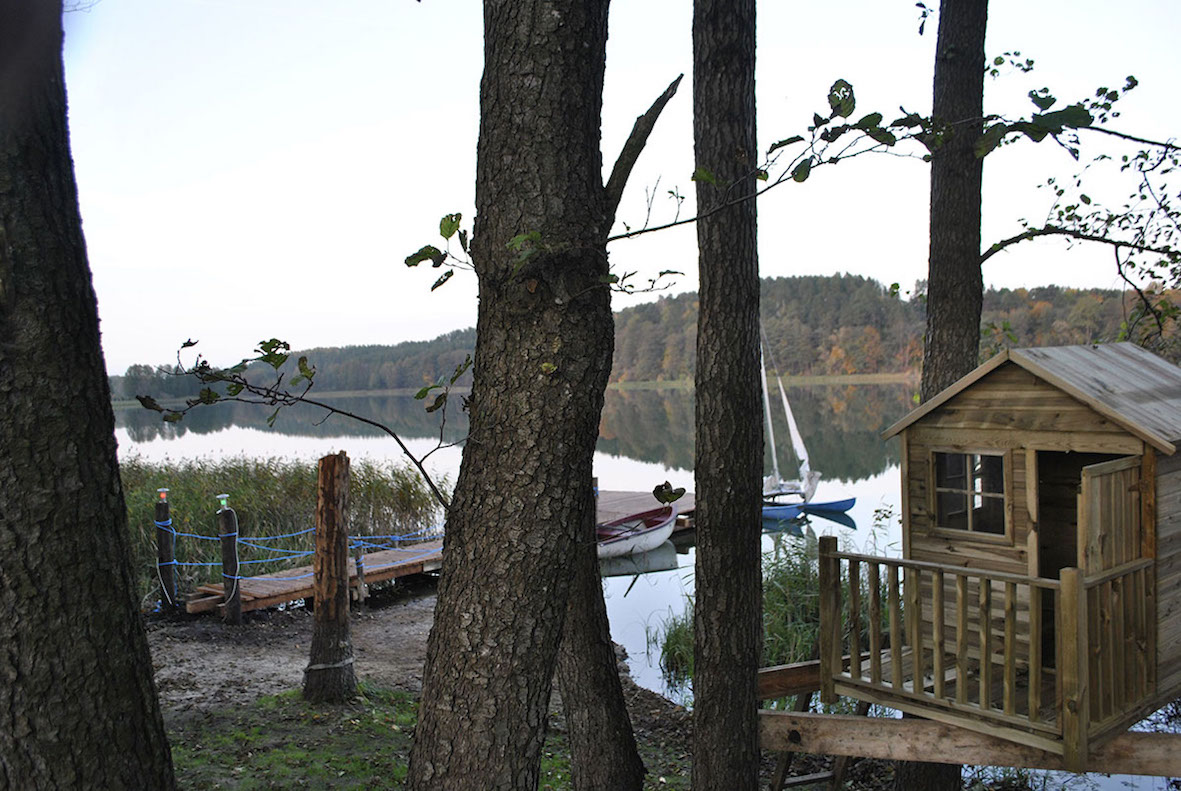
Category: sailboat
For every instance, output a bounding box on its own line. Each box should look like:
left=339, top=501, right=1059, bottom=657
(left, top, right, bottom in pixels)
left=760, top=330, right=855, bottom=520
left=760, top=338, right=820, bottom=504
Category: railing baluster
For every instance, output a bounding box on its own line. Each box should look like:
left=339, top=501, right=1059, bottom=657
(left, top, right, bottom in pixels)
left=956, top=574, right=968, bottom=705
left=1114, top=575, right=1128, bottom=713
left=868, top=562, right=882, bottom=686
left=932, top=569, right=945, bottom=700
left=849, top=558, right=862, bottom=681
left=888, top=564, right=902, bottom=691
left=1004, top=581, right=1017, bottom=716
left=1029, top=584, right=1042, bottom=723
left=907, top=566, right=924, bottom=693
left=979, top=577, right=992, bottom=711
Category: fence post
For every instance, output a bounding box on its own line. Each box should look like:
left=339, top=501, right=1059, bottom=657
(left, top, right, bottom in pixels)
left=155, top=487, right=178, bottom=613
left=819, top=535, right=839, bottom=704
left=217, top=494, right=242, bottom=625
left=304, top=451, right=357, bottom=703
left=354, top=553, right=367, bottom=607
left=1060, top=567, right=1090, bottom=771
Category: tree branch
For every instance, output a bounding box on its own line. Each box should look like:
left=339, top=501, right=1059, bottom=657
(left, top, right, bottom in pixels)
left=979, top=224, right=1180, bottom=265
left=1082, top=125, right=1180, bottom=151
left=604, top=74, right=683, bottom=229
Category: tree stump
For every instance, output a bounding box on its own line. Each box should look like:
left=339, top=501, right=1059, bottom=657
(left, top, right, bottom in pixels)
left=303, top=451, right=357, bottom=703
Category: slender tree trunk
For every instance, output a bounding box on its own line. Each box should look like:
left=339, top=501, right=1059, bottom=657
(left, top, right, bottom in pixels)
left=919, top=0, right=990, bottom=403
left=406, top=2, right=615, bottom=789
left=303, top=451, right=357, bottom=704
left=691, top=1, right=763, bottom=789
left=556, top=489, right=645, bottom=791
left=903, top=1, right=989, bottom=788
left=0, top=2, right=176, bottom=788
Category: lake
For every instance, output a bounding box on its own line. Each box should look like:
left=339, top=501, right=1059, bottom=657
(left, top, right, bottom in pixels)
left=114, top=385, right=1176, bottom=789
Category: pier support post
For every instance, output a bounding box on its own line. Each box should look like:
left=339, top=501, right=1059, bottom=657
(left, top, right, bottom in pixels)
left=304, top=451, right=357, bottom=703
left=217, top=494, right=242, bottom=625
left=155, top=488, right=178, bottom=613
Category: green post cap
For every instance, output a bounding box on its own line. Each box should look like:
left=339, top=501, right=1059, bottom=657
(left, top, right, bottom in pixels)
left=216, top=493, right=230, bottom=509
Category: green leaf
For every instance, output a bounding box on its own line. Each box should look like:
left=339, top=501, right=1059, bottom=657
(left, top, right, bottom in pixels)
left=974, top=123, right=1009, bottom=158
left=691, top=166, right=718, bottom=186
left=439, top=213, right=462, bottom=240
left=181, top=338, right=199, bottom=349
left=197, top=387, right=220, bottom=405
left=266, top=408, right=280, bottom=428
left=889, top=111, right=925, bottom=129
left=652, top=480, right=686, bottom=504
left=425, top=393, right=447, bottom=413
left=297, top=356, right=315, bottom=381
left=853, top=112, right=883, bottom=130
left=458, top=229, right=469, bottom=255
left=1080, top=194, right=1091, bottom=205
left=449, top=355, right=473, bottom=385
left=827, top=79, right=855, bottom=119
left=405, top=245, right=447, bottom=268
left=812, top=113, right=828, bottom=129
left=136, top=395, right=165, bottom=412
left=226, top=382, right=244, bottom=396
left=162, top=412, right=183, bottom=423
left=1028, top=90, right=1056, bottom=111
left=756, top=169, right=769, bottom=182
left=767, top=135, right=804, bottom=154
left=1031, top=104, right=1094, bottom=133
left=791, top=158, right=812, bottom=183
left=866, top=126, right=897, bottom=146
left=431, top=270, right=455, bottom=291
left=415, top=384, right=439, bottom=400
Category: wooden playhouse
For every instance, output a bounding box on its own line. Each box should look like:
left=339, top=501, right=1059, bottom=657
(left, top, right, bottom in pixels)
left=815, top=343, right=1181, bottom=770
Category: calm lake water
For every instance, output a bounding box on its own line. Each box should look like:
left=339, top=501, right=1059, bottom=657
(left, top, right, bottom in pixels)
left=114, top=385, right=1176, bottom=789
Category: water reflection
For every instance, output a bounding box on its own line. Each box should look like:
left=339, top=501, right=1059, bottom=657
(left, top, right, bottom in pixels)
left=117, top=383, right=916, bottom=484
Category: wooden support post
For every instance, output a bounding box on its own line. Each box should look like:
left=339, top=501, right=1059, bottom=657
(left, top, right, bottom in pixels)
left=303, top=451, right=357, bottom=703
left=155, top=488, right=178, bottom=613
left=1059, top=568, right=1090, bottom=772
left=216, top=494, right=242, bottom=625
left=818, top=536, right=839, bottom=704
left=353, top=553, right=367, bottom=607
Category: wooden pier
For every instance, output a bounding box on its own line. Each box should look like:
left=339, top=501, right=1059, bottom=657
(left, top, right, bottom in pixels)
left=185, top=490, right=695, bottom=615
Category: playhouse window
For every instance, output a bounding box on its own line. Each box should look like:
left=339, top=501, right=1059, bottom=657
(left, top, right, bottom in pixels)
left=933, top=452, right=1005, bottom=535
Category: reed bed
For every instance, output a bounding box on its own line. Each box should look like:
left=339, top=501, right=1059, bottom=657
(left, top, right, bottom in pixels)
left=120, top=455, right=442, bottom=609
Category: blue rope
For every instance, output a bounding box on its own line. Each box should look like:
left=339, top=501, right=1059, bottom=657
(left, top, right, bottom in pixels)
left=242, top=527, right=317, bottom=541
left=237, top=554, right=314, bottom=565
left=238, top=540, right=312, bottom=555
left=155, top=519, right=220, bottom=541
left=227, top=571, right=317, bottom=581
left=360, top=547, right=441, bottom=572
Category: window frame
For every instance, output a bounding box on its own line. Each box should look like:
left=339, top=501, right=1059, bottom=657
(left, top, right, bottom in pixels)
left=928, top=448, right=1012, bottom=544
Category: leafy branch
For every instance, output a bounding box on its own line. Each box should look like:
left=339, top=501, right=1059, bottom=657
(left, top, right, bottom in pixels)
left=136, top=339, right=463, bottom=510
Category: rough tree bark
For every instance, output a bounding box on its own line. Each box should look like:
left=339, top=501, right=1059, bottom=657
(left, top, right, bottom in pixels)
left=902, top=1, right=989, bottom=789
left=556, top=487, right=645, bottom=791
left=919, top=0, right=990, bottom=404
left=405, top=2, right=618, bottom=789
left=691, top=1, right=763, bottom=789
left=302, top=451, right=357, bottom=704
left=0, top=2, right=176, bottom=788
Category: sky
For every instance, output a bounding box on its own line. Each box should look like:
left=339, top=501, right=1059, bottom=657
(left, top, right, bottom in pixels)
left=60, top=0, right=1181, bottom=374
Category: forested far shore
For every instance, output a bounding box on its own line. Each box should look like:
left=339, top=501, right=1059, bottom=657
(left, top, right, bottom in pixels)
left=110, top=274, right=1157, bottom=400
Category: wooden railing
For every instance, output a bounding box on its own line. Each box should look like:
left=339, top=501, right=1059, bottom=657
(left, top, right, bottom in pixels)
left=816, top=537, right=1158, bottom=769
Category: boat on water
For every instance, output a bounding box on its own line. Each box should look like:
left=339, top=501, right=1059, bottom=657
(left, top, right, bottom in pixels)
left=800, top=497, right=855, bottom=515
left=596, top=505, right=678, bottom=559
left=760, top=338, right=820, bottom=504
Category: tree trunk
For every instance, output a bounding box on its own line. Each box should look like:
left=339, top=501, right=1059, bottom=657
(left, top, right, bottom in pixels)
left=691, top=2, right=763, bottom=789
left=0, top=2, right=176, bottom=788
left=406, top=2, right=615, bottom=789
left=303, top=451, right=357, bottom=704
left=556, top=488, right=646, bottom=791
left=919, top=0, right=990, bottom=403
left=902, top=1, right=989, bottom=788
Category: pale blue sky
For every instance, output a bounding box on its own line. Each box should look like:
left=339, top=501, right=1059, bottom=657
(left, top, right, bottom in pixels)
left=61, top=0, right=1180, bottom=373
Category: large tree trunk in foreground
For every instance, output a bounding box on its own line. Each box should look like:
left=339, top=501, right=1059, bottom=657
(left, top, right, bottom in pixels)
left=406, top=2, right=616, bottom=789
left=556, top=489, right=645, bottom=791
left=919, top=0, right=990, bottom=404
left=0, top=2, right=176, bottom=788
left=691, top=1, right=763, bottom=789
left=903, top=1, right=989, bottom=789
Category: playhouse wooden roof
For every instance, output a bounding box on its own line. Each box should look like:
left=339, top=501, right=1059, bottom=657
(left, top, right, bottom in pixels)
left=883, top=343, right=1181, bottom=454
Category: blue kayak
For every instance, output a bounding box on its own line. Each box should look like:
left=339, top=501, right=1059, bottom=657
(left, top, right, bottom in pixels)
left=761, top=503, right=802, bottom=521
left=799, top=497, right=855, bottom=515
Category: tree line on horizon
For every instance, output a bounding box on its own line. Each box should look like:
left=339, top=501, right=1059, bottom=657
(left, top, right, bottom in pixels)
left=110, top=273, right=1153, bottom=400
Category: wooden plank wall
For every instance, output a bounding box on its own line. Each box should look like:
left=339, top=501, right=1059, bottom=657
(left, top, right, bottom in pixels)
left=1155, top=451, right=1181, bottom=700
left=903, top=363, right=1147, bottom=670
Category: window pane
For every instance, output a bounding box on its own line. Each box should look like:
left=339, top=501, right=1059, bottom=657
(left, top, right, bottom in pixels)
left=935, top=453, right=966, bottom=488
left=979, top=454, right=1004, bottom=494
left=937, top=491, right=968, bottom=530
left=976, top=495, right=1005, bottom=534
